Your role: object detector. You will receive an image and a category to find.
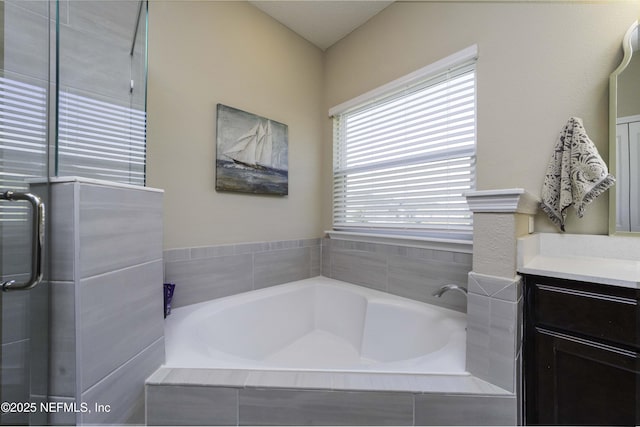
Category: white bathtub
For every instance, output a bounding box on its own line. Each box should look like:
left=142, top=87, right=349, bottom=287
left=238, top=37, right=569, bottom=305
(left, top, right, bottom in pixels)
left=164, top=276, right=467, bottom=375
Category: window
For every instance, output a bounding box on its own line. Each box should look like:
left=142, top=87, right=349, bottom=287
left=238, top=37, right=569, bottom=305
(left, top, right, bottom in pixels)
left=331, top=46, right=477, bottom=241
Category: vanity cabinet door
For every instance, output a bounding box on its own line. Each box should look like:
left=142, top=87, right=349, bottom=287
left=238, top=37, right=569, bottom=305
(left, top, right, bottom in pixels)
left=528, top=328, right=640, bottom=426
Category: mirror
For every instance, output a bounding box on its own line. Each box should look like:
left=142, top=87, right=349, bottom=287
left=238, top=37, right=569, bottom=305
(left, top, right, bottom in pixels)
left=610, top=20, right=640, bottom=234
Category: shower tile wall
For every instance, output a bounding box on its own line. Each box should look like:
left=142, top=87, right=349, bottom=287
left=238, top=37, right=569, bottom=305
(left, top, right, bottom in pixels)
left=164, top=239, right=321, bottom=308
left=0, top=2, right=51, bottom=423
left=1, top=0, right=143, bottom=111
left=0, top=284, right=39, bottom=425
left=321, top=238, right=472, bottom=312
left=58, top=0, right=144, bottom=108
left=0, top=314, right=30, bottom=425
left=0, top=189, right=49, bottom=426
left=2, top=0, right=51, bottom=81
left=1, top=217, right=44, bottom=425
left=57, top=0, right=147, bottom=184
left=39, top=179, right=165, bottom=425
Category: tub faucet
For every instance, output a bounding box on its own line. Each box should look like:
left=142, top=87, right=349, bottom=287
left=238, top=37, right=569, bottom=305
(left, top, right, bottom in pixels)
left=433, top=284, right=468, bottom=298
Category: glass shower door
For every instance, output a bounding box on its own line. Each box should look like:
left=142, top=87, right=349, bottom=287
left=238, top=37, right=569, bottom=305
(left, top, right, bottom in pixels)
left=0, top=0, right=52, bottom=424
left=0, top=1, right=147, bottom=423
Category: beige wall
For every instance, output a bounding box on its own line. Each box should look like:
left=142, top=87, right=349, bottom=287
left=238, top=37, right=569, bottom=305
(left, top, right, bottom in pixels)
left=148, top=1, right=640, bottom=250
left=147, top=1, right=324, bottom=249
left=323, top=1, right=640, bottom=235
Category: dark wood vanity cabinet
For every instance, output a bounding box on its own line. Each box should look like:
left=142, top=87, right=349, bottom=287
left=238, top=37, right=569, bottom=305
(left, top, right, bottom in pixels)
left=523, top=275, right=640, bottom=426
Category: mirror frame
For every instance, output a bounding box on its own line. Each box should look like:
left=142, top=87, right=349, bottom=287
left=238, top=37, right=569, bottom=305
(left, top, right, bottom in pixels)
left=609, top=20, right=639, bottom=235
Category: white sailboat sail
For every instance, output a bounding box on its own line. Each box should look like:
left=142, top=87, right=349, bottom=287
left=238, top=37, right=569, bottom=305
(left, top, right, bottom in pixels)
left=223, top=123, right=259, bottom=166
left=257, top=121, right=273, bottom=167
left=224, top=121, right=274, bottom=169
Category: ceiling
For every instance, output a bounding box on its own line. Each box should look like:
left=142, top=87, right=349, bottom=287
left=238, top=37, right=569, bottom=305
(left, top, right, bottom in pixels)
left=248, top=1, right=394, bottom=51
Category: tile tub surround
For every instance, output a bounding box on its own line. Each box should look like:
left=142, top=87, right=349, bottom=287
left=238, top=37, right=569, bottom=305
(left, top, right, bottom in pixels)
left=158, top=227, right=525, bottom=425
left=152, top=236, right=523, bottom=425
left=165, top=236, right=470, bottom=311
left=164, top=238, right=321, bottom=308
left=32, top=178, right=165, bottom=425
left=321, top=237, right=472, bottom=312
left=146, top=367, right=517, bottom=426
left=466, top=272, right=523, bottom=393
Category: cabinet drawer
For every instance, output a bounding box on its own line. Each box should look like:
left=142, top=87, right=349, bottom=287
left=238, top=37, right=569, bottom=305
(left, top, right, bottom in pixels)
left=527, top=276, right=639, bottom=350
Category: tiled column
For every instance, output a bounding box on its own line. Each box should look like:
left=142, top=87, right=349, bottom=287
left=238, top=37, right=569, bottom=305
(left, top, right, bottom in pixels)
left=465, top=189, right=539, bottom=422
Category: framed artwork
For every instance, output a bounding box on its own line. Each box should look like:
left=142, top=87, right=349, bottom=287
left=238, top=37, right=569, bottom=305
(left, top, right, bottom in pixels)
left=215, top=104, right=288, bottom=195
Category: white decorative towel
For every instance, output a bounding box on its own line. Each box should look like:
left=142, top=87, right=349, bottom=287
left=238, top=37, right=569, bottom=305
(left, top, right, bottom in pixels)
left=540, top=117, right=615, bottom=231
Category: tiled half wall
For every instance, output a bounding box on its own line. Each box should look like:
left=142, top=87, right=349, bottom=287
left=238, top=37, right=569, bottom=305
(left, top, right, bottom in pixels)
left=164, top=237, right=471, bottom=312
left=322, top=238, right=471, bottom=312
left=146, top=367, right=516, bottom=426
left=164, top=239, right=322, bottom=308
left=41, top=178, right=165, bottom=425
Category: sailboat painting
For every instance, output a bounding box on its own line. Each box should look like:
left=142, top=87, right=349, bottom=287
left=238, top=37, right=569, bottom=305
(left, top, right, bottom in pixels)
left=215, top=104, right=288, bottom=195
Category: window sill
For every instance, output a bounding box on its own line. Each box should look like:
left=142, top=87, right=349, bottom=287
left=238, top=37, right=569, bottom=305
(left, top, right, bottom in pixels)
left=325, top=230, right=473, bottom=254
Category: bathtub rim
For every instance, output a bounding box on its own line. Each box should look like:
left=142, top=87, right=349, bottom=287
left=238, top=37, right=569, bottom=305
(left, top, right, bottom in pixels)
left=146, top=364, right=512, bottom=396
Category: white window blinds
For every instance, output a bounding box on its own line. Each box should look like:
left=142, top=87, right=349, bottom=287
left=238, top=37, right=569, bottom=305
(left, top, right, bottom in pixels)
left=0, top=76, right=48, bottom=223
left=58, top=91, right=146, bottom=186
left=332, top=56, right=476, bottom=241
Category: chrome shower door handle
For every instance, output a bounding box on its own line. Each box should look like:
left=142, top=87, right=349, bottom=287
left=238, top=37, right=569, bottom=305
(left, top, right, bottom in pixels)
left=1, top=191, right=45, bottom=292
